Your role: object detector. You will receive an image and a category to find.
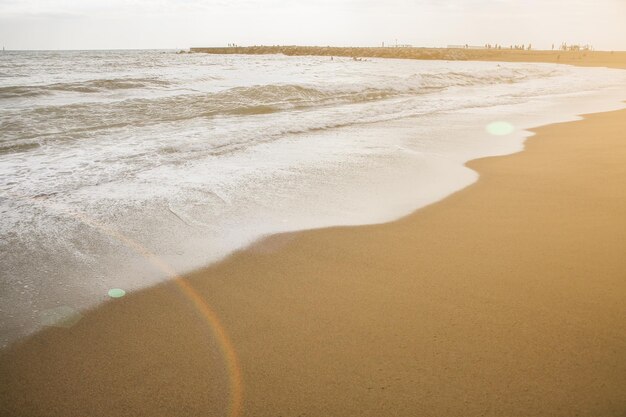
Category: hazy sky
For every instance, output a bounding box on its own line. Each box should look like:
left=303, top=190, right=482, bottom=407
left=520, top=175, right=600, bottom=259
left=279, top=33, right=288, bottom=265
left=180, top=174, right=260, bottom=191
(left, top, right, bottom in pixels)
left=1, top=0, right=625, bottom=50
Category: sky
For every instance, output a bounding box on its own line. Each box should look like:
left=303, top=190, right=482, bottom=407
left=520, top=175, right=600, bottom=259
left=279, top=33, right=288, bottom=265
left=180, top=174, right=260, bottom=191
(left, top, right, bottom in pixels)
left=1, top=0, right=625, bottom=51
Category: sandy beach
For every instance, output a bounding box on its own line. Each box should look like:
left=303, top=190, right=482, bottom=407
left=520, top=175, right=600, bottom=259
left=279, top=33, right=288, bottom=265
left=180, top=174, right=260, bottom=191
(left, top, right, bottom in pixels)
left=1, top=61, right=626, bottom=416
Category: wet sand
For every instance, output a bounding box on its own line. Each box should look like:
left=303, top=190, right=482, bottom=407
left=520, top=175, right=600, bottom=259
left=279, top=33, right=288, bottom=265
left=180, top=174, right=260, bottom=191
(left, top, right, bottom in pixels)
left=2, top=93, right=626, bottom=414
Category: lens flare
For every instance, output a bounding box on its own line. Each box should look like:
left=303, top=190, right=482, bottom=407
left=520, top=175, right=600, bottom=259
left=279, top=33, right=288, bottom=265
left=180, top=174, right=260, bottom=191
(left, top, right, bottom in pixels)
left=108, top=288, right=126, bottom=298
left=2, top=191, right=244, bottom=417
left=74, top=210, right=244, bottom=417
left=486, top=121, right=515, bottom=136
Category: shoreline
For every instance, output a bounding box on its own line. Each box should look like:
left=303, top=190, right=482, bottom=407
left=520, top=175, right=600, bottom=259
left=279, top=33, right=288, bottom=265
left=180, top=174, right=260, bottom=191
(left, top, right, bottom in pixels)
left=2, top=110, right=625, bottom=416
left=5, top=56, right=626, bottom=351
left=2, top=63, right=626, bottom=414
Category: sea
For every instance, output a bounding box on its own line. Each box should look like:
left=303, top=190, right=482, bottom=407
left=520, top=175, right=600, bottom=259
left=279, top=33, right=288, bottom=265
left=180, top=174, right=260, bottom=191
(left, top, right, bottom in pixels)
left=1, top=49, right=625, bottom=347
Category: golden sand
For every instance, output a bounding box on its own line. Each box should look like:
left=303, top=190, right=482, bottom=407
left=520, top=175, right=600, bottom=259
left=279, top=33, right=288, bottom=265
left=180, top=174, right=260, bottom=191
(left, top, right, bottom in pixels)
left=1, top=62, right=625, bottom=416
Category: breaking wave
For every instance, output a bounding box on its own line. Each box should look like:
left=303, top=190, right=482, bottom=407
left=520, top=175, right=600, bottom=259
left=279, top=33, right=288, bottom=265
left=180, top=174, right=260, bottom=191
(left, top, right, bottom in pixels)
left=0, top=77, right=170, bottom=99
left=1, top=67, right=555, bottom=148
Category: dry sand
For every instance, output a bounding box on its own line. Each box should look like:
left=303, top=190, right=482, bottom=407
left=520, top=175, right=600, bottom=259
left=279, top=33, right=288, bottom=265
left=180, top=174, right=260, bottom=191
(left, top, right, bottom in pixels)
left=1, top=74, right=626, bottom=415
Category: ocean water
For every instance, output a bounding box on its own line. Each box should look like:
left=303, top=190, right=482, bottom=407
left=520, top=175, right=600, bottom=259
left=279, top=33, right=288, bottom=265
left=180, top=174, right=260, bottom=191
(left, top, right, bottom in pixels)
left=1, top=50, right=625, bottom=346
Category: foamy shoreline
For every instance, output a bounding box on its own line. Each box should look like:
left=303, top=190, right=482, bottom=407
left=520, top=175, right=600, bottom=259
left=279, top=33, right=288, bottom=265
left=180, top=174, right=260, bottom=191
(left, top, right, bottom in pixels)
left=3, top=103, right=626, bottom=417
left=1, top=52, right=626, bottom=349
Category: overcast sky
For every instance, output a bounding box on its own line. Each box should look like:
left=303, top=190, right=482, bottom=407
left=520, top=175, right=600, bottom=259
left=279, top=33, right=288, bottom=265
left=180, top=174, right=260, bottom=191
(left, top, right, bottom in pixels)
left=1, top=0, right=625, bottom=50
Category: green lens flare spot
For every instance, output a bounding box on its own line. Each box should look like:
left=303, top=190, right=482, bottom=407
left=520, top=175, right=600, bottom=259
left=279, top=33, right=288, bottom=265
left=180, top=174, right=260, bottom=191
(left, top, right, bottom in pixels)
left=108, top=288, right=126, bottom=298
left=486, top=121, right=515, bottom=136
